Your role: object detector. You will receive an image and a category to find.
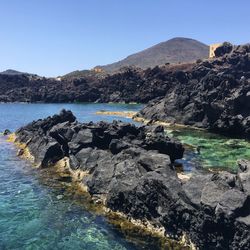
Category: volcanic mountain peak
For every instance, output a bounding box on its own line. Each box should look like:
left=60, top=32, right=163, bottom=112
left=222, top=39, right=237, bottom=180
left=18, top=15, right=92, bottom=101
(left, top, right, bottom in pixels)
left=95, top=37, right=209, bottom=73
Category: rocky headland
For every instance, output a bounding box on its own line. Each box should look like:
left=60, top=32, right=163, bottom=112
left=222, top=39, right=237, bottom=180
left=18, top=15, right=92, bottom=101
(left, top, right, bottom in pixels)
left=135, top=44, right=250, bottom=139
left=11, top=109, right=250, bottom=249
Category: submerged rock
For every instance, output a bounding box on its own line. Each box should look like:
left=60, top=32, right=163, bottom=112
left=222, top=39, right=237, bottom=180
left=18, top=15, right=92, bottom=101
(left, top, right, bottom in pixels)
left=15, top=110, right=250, bottom=249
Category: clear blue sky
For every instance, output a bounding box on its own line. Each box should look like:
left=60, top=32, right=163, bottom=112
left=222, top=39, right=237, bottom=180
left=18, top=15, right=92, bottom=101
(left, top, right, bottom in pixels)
left=0, top=0, right=249, bottom=77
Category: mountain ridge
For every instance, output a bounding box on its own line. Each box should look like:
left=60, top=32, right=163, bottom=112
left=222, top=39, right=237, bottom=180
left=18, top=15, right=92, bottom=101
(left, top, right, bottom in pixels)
left=95, top=37, right=209, bottom=73
left=0, top=69, right=37, bottom=77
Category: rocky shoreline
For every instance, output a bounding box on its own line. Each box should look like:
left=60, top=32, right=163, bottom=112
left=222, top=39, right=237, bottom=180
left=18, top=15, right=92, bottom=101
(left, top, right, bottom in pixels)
left=10, top=109, right=250, bottom=249
left=135, top=44, right=250, bottom=139
left=1, top=43, right=250, bottom=140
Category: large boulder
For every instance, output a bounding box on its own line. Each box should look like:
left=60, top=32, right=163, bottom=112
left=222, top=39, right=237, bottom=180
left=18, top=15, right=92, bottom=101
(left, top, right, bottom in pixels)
left=214, top=42, right=233, bottom=57
left=180, top=168, right=250, bottom=249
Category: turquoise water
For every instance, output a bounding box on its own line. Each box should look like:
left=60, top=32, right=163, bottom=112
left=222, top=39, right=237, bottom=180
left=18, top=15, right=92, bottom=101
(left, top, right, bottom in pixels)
left=168, top=128, right=250, bottom=172
left=0, top=137, right=138, bottom=250
left=0, top=103, right=165, bottom=250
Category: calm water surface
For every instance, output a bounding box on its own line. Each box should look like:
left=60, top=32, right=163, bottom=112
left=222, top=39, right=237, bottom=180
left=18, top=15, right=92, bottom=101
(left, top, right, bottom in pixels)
left=169, top=127, right=250, bottom=172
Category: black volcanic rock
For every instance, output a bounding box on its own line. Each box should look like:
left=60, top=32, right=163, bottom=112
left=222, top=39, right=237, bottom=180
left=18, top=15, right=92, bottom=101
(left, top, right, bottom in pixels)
left=135, top=44, right=250, bottom=139
left=214, top=42, right=233, bottom=57
left=14, top=110, right=250, bottom=249
left=15, top=110, right=184, bottom=167
left=3, top=129, right=11, bottom=135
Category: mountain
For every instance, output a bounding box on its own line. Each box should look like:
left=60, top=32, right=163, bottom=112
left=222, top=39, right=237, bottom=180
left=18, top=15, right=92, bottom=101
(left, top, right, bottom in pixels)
left=95, top=37, right=209, bottom=72
left=0, top=69, right=37, bottom=76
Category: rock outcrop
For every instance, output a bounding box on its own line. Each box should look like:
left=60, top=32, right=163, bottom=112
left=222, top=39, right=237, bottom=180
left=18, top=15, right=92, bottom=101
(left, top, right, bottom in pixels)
left=0, top=64, right=192, bottom=103
left=14, top=110, right=250, bottom=249
left=135, top=44, right=250, bottom=139
left=214, top=42, right=233, bottom=57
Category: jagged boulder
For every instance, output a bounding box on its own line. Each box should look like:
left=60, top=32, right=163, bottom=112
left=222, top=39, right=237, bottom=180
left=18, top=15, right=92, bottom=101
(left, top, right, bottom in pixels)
left=214, top=42, right=233, bottom=57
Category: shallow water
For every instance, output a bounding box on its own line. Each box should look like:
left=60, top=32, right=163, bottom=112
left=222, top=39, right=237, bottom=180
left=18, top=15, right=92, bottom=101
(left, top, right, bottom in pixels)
left=168, top=128, right=250, bottom=172
left=0, top=137, right=138, bottom=250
